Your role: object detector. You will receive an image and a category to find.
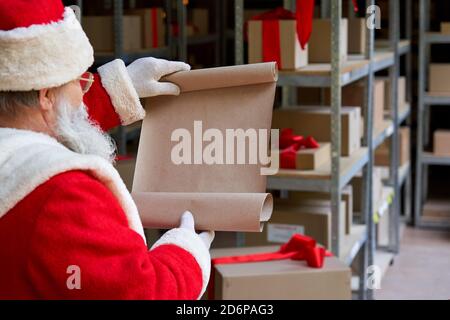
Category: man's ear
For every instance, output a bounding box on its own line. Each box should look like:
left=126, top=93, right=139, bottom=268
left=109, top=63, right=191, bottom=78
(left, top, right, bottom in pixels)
left=38, top=88, right=59, bottom=135
left=38, top=88, right=57, bottom=112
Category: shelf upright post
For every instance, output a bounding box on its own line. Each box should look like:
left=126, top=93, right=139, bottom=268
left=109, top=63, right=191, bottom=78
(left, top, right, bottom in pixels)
left=321, top=0, right=331, bottom=18
left=234, top=0, right=244, bottom=65
left=214, top=0, right=222, bottom=66
left=232, top=0, right=245, bottom=247
left=113, top=0, right=127, bottom=155
left=404, top=0, right=413, bottom=223
left=361, top=0, right=376, bottom=301
left=422, top=0, right=430, bottom=201
left=330, top=0, right=342, bottom=257
left=177, top=0, right=187, bottom=62
left=281, top=0, right=297, bottom=107
left=388, top=0, right=400, bottom=253
left=414, top=0, right=426, bottom=226
left=165, top=0, right=174, bottom=59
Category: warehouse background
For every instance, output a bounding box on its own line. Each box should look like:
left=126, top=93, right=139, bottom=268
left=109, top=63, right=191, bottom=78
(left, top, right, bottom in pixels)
left=61, top=0, right=450, bottom=300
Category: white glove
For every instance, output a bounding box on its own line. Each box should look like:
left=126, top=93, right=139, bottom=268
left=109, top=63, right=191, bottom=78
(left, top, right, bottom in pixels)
left=126, top=57, right=190, bottom=98
left=180, top=211, right=215, bottom=249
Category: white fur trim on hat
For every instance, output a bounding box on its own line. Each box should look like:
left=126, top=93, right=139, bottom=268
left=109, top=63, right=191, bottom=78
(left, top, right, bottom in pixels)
left=0, top=8, right=94, bottom=91
left=97, top=59, right=145, bottom=125
left=151, top=228, right=211, bottom=300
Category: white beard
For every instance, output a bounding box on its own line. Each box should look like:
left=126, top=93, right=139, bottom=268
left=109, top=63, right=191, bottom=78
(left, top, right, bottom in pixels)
left=54, top=97, right=116, bottom=163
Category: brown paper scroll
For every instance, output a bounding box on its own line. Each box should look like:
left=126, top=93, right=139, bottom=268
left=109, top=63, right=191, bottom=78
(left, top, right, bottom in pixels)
left=132, top=62, right=278, bottom=232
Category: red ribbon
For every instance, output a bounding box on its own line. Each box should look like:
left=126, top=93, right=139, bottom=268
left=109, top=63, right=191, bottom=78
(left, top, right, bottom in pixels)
left=296, top=0, right=315, bottom=50
left=151, top=8, right=159, bottom=48
left=208, top=234, right=332, bottom=299
left=250, top=7, right=296, bottom=69
left=352, top=0, right=359, bottom=12
left=279, top=128, right=319, bottom=169
left=115, top=154, right=133, bottom=161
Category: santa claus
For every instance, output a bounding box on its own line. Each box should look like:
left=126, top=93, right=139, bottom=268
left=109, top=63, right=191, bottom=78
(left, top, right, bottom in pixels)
left=0, top=0, right=214, bottom=299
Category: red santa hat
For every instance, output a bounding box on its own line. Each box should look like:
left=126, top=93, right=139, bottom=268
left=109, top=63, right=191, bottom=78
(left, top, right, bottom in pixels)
left=0, top=0, right=94, bottom=91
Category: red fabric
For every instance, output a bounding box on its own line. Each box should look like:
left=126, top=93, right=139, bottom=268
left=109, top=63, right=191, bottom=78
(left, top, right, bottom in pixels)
left=250, top=8, right=296, bottom=68
left=296, top=0, right=315, bottom=50
left=151, top=8, right=159, bottom=48
left=0, top=0, right=64, bottom=31
left=352, top=0, right=359, bottom=12
left=262, top=20, right=282, bottom=68
left=208, top=234, right=332, bottom=299
left=0, top=171, right=203, bottom=299
left=83, top=73, right=121, bottom=132
left=279, top=128, right=319, bottom=169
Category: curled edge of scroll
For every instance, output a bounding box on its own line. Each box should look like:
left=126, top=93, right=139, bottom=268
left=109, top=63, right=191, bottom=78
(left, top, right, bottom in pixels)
left=161, top=62, right=278, bottom=93
left=132, top=192, right=273, bottom=232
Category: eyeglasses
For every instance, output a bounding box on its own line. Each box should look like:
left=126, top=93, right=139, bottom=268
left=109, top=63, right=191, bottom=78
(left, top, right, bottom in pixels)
left=77, top=72, right=94, bottom=94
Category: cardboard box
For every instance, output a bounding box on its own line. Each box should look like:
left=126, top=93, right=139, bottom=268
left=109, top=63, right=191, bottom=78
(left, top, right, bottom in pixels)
left=375, top=127, right=410, bottom=167
left=429, top=64, right=450, bottom=93
left=348, top=18, right=366, bottom=54
left=433, top=130, right=450, bottom=156
left=83, top=16, right=142, bottom=52
left=272, top=106, right=361, bottom=156
left=309, top=19, right=348, bottom=63
left=190, top=8, right=209, bottom=35
left=286, top=185, right=353, bottom=235
left=209, top=246, right=351, bottom=300
left=378, top=76, right=406, bottom=109
left=351, top=168, right=382, bottom=216
left=441, top=22, right=450, bottom=34
left=114, top=157, right=136, bottom=191
left=276, top=142, right=330, bottom=170
left=245, top=202, right=346, bottom=249
left=248, top=20, right=308, bottom=70
left=324, top=79, right=385, bottom=131
left=126, top=8, right=166, bottom=49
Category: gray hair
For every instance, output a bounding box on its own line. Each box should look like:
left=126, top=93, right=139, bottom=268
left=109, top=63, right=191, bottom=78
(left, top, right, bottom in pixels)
left=0, top=91, right=40, bottom=117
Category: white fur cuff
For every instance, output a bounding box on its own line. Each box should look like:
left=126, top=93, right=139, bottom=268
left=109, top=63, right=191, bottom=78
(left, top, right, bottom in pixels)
left=151, top=228, right=211, bottom=300
left=97, top=59, right=145, bottom=125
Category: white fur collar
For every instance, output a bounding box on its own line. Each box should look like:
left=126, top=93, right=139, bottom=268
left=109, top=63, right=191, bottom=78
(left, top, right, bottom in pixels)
left=0, top=128, right=146, bottom=243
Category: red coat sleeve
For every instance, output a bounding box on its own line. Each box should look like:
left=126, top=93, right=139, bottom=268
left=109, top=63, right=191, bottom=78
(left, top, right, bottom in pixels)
left=26, top=171, right=206, bottom=300
left=83, top=59, right=145, bottom=132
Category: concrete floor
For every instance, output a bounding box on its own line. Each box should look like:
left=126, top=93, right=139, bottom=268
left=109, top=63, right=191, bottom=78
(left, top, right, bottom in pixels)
left=375, top=226, right=450, bottom=300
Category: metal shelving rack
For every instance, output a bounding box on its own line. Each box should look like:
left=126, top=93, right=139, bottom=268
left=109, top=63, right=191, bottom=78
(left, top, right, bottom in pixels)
left=415, top=0, right=450, bottom=228
left=230, top=0, right=407, bottom=300
left=72, top=0, right=412, bottom=299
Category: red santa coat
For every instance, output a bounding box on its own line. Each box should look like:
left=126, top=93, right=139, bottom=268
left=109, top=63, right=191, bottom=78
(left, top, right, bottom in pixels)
left=0, top=60, right=210, bottom=299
